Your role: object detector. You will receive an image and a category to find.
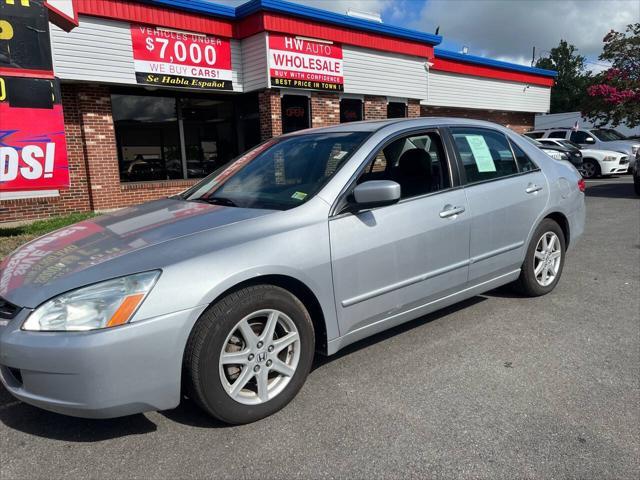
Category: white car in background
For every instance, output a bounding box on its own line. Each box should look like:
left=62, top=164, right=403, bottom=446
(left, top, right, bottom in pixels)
left=537, top=138, right=630, bottom=179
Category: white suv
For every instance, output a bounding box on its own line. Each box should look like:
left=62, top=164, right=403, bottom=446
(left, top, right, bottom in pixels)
left=526, top=128, right=639, bottom=171
left=536, top=138, right=629, bottom=178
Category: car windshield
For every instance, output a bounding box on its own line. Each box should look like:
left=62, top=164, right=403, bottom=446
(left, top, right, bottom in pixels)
left=182, top=131, right=369, bottom=210
left=591, top=129, right=626, bottom=141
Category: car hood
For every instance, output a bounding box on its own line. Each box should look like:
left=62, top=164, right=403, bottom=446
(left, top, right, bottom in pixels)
left=0, top=198, right=276, bottom=308
left=598, top=140, right=639, bottom=153
left=581, top=148, right=626, bottom=158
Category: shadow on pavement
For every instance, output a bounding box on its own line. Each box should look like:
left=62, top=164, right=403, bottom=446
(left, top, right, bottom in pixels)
left=585, top=179, right=638, bottom=199
left=311, top=296, right=486, bottom=371
left=0, top=399, right=157, bottom=441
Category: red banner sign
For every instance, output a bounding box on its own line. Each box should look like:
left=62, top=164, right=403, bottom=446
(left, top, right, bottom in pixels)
left=0, top=79, right=69, bottom=192
left=130, top=24, right=233, bottom=91
left=268, top=33, right=344, bottom=92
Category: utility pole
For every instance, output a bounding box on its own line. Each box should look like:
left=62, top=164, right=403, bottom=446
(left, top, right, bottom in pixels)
left=531, top=46, right=536, bottom=67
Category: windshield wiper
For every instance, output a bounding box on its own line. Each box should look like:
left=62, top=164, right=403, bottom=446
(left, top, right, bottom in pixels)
left=194, top=196, right=238, bottom=207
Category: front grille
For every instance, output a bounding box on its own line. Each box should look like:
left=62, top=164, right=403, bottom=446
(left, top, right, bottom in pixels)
left=0, top=297, right=21, bottom=319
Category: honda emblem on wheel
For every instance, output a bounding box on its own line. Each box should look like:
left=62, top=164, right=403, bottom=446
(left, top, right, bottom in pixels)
left=256, top=351, right=267, bottom=363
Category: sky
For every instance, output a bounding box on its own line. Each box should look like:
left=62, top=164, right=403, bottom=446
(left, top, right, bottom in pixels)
left=211, top=0, right=640, bottom=71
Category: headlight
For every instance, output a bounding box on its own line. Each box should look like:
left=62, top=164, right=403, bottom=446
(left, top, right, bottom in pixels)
left=542, top=149, right=564, bottom=160
left=22, top=271, right=160, bottom=331
left=603, top=156, right=617, bottom=161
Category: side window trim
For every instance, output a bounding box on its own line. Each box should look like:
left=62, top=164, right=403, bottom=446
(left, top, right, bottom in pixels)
left=329, top=127, right=459, bottom=217
left=506, top=137, right=541, bottom=173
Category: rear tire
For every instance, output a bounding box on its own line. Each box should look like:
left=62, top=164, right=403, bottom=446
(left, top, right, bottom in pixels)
left=514, top=219, right=566, bottom=297
left=183, top=285, right=315, bottom=424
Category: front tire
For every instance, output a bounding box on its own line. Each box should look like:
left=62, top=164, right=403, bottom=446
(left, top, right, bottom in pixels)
left=183, top=285, right=315, bottom=424
left=581, top=158, right=600, bottom=179
left=514, top=219, right=566, bottom=297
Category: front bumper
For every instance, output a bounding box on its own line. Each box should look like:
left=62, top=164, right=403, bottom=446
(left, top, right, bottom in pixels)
left=601, top=160, right=629, bottom=175
left=0, top=305, right=206, bottom=418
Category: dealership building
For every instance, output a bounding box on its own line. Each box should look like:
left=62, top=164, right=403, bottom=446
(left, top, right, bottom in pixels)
left=0, top=0, right=557, bottom=222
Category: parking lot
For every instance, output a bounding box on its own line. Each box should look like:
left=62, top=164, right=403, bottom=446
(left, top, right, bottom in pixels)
left=0, top=176, right=638, bottom=479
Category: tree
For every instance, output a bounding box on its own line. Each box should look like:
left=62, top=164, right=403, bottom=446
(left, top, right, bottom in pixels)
left=535, top=40, right=590, bottom=113
left=583, top=23, right=640, bottom=128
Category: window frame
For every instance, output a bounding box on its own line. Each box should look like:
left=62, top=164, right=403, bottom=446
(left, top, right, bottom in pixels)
left=339, top=98, right=364, bottom=123
left=281, top=94, right=311, bottom=134
left=330, top=127, right=461, bottom=217
left=444, top=126, right=540, bottom=187
left=547, top=131, right=568, bottom=139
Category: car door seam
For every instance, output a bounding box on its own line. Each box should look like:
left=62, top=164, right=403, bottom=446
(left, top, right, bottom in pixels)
left=341, top=258, right=471, bottom=307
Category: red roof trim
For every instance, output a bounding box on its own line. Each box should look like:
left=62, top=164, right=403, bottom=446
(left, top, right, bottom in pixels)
left=0, top=68, right=55, bottom=79
left=261, top=13, right=433, bottom=58
left=76, top=2, right=432, bottom=58
left=432, top=58, right=554, bottom=87
left=75, top=0, right=234, bottom=37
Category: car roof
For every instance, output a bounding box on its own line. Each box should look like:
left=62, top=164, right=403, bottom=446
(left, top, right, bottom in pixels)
left=283, top=117, right=513, bottom=136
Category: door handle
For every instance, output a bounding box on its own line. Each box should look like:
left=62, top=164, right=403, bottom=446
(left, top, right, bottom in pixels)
left=526, top=184, right=543, bottom=194
left=439, top=204, right=466, bottom=218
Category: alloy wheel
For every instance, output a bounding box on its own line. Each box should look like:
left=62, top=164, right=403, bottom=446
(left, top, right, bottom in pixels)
left=533, top=231, right=562, bottom=287
left=582, top=161, right=596, bottom=178
left=219, top=309, right=300, bottom=405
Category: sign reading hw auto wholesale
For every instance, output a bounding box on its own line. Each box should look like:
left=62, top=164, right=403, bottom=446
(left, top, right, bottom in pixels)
left=130, top=25, right=233, bottom=91
left=269, top=34, right=343, bottom=91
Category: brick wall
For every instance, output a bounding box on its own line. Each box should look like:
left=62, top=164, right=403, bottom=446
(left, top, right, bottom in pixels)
left=420, top=105, right=535, bottom=133
left=1, top=82, right=539, bottom=224
left=364, top=95, right=387, bottom=120
left=407, top=99, right=421, bottom=118
left=74, top=85, right=196, bottom=211
left=311, top=92, right=340, bottom=128
left=259, top=89, right=282, bottom=141
left=1, top=83, right=198, bottom=223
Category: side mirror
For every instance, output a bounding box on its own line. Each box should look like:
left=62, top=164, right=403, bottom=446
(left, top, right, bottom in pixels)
left=584, top=137, right=595, bottom=144
left=350, top=180, right=401, bottom=210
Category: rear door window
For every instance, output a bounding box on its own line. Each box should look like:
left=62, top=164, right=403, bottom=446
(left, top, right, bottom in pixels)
left=450, top=128, right=519, bottom=183
left=510, top=140, right=538, bottom=172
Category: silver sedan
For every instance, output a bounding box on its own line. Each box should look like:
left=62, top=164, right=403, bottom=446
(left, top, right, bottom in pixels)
left=0, top=118, right=585, bottom=424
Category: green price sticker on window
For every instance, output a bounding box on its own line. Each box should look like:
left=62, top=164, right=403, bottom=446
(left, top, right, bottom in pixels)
left=466, top=135, right=496, bottom=172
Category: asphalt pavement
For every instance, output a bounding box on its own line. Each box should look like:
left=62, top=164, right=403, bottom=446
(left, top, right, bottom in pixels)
left=1, top=176, right=638, bottom=479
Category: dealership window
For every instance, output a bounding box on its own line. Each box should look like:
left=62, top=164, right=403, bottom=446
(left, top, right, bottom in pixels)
left=112, top=95, right=182, bottom=182
left=281, top=95, right=310, bottom=133
left=340, top=98, right=363, bottom=123
left=112, top=91, right=260, bottom=183
left=387, top=102, right=407, bottom=118
left=180, top=98, right=235, bottom=179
